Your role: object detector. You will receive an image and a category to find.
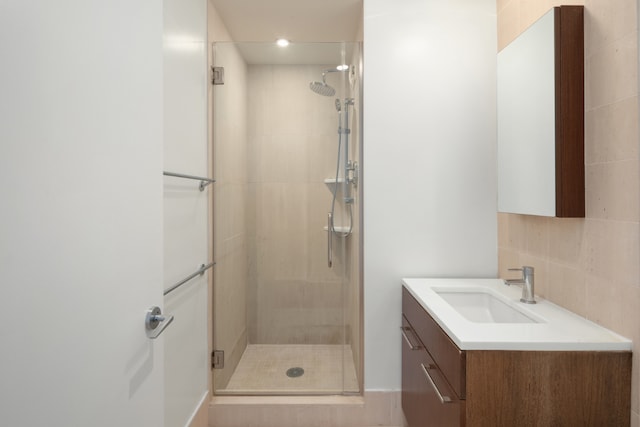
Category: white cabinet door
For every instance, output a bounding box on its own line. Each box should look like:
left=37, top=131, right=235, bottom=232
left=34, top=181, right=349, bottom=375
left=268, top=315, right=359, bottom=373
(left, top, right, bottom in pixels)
left=0, top=1, right=165, bottom=426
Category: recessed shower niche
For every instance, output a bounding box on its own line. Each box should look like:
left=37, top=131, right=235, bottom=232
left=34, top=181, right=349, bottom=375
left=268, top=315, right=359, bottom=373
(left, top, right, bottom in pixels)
left=211, top=41, right=362, bottom=395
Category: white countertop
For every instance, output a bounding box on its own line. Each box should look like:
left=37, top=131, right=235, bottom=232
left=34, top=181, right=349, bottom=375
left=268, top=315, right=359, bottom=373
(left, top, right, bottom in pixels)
left=403, top=278, right=632, bottom=351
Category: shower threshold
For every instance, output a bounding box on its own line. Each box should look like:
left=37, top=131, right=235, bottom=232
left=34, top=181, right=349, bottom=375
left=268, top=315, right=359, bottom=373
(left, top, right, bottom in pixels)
left=218, top=344, right=359, bottom=395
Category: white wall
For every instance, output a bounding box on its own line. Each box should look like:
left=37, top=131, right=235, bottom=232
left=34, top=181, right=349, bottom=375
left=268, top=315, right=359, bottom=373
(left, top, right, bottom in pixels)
left=163, top=0, right=210, bottom=425
left=363, top=0, right=498, bottom=390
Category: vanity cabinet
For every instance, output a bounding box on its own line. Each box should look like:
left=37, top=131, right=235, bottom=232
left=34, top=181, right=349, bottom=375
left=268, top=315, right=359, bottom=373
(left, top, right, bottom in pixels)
left=401, top=287, right=632, bottom=427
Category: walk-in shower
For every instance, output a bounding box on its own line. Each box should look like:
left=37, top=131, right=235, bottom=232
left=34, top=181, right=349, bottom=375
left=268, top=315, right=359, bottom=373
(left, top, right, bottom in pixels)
left=211, top=41, right=362, bottom=395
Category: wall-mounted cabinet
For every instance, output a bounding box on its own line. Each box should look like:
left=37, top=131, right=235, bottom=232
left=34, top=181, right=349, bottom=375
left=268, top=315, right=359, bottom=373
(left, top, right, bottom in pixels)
left=497, top=6, right=584, bottom=217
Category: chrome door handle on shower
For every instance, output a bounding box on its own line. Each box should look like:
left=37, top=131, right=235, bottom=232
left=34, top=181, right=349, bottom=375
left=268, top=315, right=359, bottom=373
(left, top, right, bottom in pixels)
left=327, top=212, right=333, bottom=268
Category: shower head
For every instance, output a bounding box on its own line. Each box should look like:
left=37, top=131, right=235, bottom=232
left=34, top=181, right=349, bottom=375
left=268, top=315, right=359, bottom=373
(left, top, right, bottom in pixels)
left=309, top=81, right=336, bottom=97
left=309, top=66, right=349, bottom=97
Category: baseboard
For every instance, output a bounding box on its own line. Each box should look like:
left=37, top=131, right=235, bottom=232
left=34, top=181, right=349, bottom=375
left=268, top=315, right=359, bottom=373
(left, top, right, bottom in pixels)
left=187, top=391, right=210, bottom=427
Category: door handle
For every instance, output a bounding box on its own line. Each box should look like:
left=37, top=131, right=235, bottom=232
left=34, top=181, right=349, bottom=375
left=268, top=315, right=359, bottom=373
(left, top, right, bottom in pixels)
left=327, top=212, right=333, bottom=268
left=400, top=326, right=422, bottom=350
left=145, top=306, right=174, bottom=339
left=421, top=363, right=454, bottom=404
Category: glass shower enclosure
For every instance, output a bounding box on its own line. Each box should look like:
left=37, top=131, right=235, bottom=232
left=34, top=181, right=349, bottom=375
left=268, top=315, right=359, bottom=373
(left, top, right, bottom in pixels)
left=211, top=41, right=362, bottom=395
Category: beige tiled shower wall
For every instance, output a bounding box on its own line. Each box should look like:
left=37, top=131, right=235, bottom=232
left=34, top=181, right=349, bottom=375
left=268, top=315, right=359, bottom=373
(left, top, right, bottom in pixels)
left=246, top=64, right=359, bottom=349
left=497, top=0, right=640, bottom=424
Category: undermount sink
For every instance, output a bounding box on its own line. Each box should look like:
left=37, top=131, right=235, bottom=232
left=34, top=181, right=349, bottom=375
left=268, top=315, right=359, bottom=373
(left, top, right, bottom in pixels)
left=435, top=289, right=539, bottom=323
left=403, top=278, right=631, bottom=351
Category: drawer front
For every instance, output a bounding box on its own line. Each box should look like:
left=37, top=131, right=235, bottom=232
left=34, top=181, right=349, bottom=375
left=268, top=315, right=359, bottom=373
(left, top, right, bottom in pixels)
left=402, top=316, right=464, bottom=427
left=403, top=287, right=466, bottom=398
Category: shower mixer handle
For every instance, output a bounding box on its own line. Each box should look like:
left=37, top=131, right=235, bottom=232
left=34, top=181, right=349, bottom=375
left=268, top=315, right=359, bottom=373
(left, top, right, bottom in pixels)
left=346, top=161, right=358, bottom=187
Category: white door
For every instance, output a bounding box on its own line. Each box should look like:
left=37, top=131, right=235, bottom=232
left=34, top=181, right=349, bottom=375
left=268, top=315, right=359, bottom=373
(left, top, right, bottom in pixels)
left=0, top=2, right=166, bottom=426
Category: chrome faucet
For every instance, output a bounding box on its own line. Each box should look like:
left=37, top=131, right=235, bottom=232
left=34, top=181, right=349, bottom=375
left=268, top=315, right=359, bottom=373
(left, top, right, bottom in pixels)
left=504, top=266, right=536, bottom=304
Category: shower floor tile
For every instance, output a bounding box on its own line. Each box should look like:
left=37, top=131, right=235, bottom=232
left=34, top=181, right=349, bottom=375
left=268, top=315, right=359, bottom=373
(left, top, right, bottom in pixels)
left=221, top=344, right=359, bottom=394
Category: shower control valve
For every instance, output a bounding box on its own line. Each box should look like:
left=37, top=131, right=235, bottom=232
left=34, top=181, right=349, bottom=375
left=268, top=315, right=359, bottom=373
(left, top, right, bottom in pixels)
left=346, top=161, right=359, bottom=187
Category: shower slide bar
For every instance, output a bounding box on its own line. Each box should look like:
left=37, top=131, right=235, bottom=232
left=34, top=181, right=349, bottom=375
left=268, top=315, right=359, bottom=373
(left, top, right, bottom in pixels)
left=163, top=171, right=215, bottom=191
left=164, top=262, right=215, bottom=296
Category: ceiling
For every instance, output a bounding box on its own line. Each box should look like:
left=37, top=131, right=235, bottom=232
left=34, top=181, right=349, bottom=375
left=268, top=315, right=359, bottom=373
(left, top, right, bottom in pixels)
left=211, top=0, right=363, bottom=43
left=229, top=42, right=357, bottom=65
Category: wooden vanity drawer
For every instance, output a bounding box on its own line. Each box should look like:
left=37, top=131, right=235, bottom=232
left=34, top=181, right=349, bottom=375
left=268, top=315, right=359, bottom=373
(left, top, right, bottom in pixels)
left=402, top=316, right=464, bottom=427
left=402, top=287, right=466, bottom=398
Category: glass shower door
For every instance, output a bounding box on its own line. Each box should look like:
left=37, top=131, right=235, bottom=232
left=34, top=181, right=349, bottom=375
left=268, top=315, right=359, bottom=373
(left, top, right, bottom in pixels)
left=211, top=41, right=361, bottom=395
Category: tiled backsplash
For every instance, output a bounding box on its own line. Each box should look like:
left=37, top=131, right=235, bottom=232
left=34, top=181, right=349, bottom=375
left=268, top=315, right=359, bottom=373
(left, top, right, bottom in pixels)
left=496, top=0, right=640, bottom=423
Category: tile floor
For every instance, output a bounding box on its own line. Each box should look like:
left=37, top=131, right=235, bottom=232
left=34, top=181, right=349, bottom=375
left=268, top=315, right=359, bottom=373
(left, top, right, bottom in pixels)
left=220, top=344, right=359, bottom=394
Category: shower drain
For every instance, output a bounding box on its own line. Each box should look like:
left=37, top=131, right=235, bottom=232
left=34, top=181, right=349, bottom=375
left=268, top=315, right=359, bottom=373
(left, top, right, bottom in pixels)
left=286, top=367, right=304, bottom=378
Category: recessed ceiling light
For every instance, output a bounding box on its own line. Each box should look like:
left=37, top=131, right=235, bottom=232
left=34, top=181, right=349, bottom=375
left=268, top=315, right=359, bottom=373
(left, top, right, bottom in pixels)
left=276, top=38, right=290, bottom=47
